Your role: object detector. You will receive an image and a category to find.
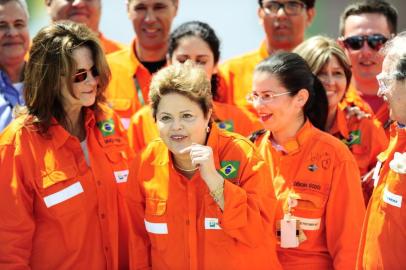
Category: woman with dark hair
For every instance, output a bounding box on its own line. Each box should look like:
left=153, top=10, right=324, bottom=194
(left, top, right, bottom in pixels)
left=249, top=52, right=365, bottom=269
left=127, top=21, right=261, bottom=151
left=0, top=21, right=131, bottom=269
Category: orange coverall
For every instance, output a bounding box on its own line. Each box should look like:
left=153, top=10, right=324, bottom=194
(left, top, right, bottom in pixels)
left=0, top=106, right=131, bottom=269
left=125, top=124, right=282, bottom=269
left=357, top=124, right=406, bottom=269
left=127, top=101, right=263, bottom=151
left=99, top=32, right=126, bottom=55
left=105, top=39, right=154, bottom=129
left=330, top=102, right=388, bottom=176
left=253, top=120, right=366, bottom=270
left=219, top=41, right=269, bottom=114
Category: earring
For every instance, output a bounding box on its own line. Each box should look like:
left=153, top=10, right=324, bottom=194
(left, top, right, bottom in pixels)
left=206, top=126, right=210, bottom=133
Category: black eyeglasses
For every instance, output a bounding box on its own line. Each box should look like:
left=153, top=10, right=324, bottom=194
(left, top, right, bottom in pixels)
left=73, top=65, right=99, bottom=83
left=262, top=1, right=306, bottom=16
left=342, top=34, right=388, bottom=51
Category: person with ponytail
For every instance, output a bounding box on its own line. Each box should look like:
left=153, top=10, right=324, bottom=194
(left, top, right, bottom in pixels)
left=248, top=51, right=365, bottom=270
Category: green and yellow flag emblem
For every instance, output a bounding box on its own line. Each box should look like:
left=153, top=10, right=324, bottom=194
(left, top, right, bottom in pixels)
left=216, top=120, right=234, bottom=132
left=97, top=119, right=115, bottom=137
left=218, top=161, right=240, bottom=179
left=342, top=130, right=361, bottom=146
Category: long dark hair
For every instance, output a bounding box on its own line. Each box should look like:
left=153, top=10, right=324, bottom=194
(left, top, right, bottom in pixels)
left=254, top=52, right=328, bottom=131
left=168, top=21, right=221, bottom=100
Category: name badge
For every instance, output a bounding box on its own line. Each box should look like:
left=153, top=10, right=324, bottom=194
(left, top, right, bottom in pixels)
left=383, top=185, right=402, bottom=208
left=291, top=216, right=321, bottom=231
left=280, top=218, right=299, bottom=248
left=204, top=218, right=221, bottom=230
left=114, top=169, right=129, bottom=183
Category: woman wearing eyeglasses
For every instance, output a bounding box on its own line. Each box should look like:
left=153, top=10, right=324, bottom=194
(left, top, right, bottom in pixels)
left=249, top=52, right=365, bottom=269
left=0, top=22, right=131, bottom=269
left=125, top=62, right=282, bottom=269
left=357, top=31, right=406, bottom=270
left=294, top=35, right=388, bottom=205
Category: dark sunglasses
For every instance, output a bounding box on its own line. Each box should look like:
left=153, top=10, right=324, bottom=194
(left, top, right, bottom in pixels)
left=73, top=65, right=99, bottom=83
left=342, top=34, right=388, bottom=51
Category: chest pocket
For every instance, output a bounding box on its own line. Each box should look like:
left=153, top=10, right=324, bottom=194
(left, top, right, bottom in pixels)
left=39, top=165, right=85, bottom=217
left=106, top=150, right=130, bottom=184
left=144, top=198, right=168, bottom=251
left=379, top=170, right=405, bottom=220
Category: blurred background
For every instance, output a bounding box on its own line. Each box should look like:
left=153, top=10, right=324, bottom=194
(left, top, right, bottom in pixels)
left=27, top=0, right=406, bottom=61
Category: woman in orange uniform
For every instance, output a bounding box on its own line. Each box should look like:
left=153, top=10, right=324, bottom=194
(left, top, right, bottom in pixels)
left=357, top=31, right=406, bottom=269
left=294, top=35, right=388, bottom=204
left=0, top=22, right=131, bottom=269
left=125, top=62, right=281, bottom=269
left=127, top=21, right=262, bottom=151
left=249, top=52, right=365, bottom=269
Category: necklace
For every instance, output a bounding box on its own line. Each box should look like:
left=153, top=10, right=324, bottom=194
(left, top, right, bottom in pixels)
left=174, top=163, right=198, bottom=172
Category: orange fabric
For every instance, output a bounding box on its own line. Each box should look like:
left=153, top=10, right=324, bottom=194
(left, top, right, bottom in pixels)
left=106, top=39, right=154, bottom=129
left=357, top=125, right=406, bottom=269
left=125, top=124, right=282, bottom=269
left=253, top=120, right=366, bottom=270
left=99, top=32, right=127, bottom=55
left=127, top=101, right=263, bottom=152
left=0, top=105, right=132, bottom=269
left=329, top=103, right=388, bottom=176
left=219, top=41, right=269, bottom=113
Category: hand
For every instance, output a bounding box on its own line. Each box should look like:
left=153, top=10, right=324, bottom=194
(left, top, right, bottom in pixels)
left=179, top=143, right=223, bottom=189
left=345, top=106, right=371, bottom=120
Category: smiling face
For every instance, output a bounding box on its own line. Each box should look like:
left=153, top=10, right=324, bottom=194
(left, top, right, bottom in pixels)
left=252, top=71, right=303, bottom=133
left=342, top=13, right=391, bottom=90
left=156, top=92, right=211, bottom=157
left=127, top=0, right=177, bottom=51
left=0, top=1, right=29, bottom=68
left=317, top=55, right=347, bottom=111
left=45, top=0, right=101, bottom=32
left=169, top=35, right=216, bottom=80
left=61, top=46, right=99, bottom=112
left=258, top=0, right=315, bottom=51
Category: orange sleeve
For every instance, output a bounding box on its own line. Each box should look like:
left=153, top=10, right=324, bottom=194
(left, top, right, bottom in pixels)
left=125, top=157, right=151, bottom=270
left=0, top=143, right=35, bottom=269
left=325, top=158, right=365, bottom=269
left=219, top=143, right=278, bottom=248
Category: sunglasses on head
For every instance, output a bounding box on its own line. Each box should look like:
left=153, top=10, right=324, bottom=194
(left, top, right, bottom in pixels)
left=73, top=65, right=99, bottom=83
left=342, top=34, right=388, bottom=51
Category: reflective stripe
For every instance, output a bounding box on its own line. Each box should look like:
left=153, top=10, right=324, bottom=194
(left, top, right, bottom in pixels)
left=372, top=161, right=382, bottom=187
left=383, top=185, right=402, bottom=208
left=144, top=219, right=168, bottom=234
left=114, top=169, right=129, bottom=183
left=43, top=182, right=83, bottom=208
left=120, top=118, right=130, bottom=130
left=204, top=217, right=221, bottom=230
left=291, top=216, right=321, bottom=231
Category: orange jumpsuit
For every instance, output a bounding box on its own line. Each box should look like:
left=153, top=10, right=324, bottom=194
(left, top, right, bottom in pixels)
left=127, top=101, right=263, bottom=151
left=125, top=124, right=282, bottom=269
left=219, top=41, right=269, bottom=114
left=330, top=103, right=388, bottom=176
left=105, top=39, right=155, bottom=129
left=0, top=106, right=131, bottom=270
left=99, top=32, right=127, bottom=55
left=357, top=124, right=406, bottom=269
left=253, top=120, right=366, bottom=270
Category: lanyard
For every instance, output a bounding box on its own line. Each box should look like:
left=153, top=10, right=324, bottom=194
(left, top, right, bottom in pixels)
left=133, top=76, right=145, bottom=106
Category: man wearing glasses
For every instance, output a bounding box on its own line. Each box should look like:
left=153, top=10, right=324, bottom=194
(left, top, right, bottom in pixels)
left=219, top=0, right=316, bottom=113
left=338, top=0, right=398, bottom=132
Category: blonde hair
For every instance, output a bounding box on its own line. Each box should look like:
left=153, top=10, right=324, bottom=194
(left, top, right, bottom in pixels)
left=24, top=21, right=110, bottom=133
left=294, top=35, right=352, bottom=89
left=149, top=61, right=212, bottom=120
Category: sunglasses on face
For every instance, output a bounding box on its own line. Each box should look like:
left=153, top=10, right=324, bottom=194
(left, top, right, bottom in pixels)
left=342, top=34, right=388, bottom=51
left=262, top=1, right=306, bottom=16
left=73, top=65, right=99, bottom=83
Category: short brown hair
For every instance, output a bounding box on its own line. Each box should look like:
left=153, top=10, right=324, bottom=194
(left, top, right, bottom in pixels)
left=294, top=35, right=352, bottom=89
left=24, top=21, right=110, bottom=133
left=339, top=0, right=398, bottom=36
left=149, top=61, right=212, bottom=121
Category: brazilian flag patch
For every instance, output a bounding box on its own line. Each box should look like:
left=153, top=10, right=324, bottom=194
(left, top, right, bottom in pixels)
left=216, top=120, right=234, bottom=132
left=97, top=119, right=115, bottom=137
left=218, top=161, right=240, bottom=179
left=342, top=130, right=361, bottom=146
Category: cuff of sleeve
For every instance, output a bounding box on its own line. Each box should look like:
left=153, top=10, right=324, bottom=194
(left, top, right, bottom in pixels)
left=219, top=180, right=248, bottom=229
